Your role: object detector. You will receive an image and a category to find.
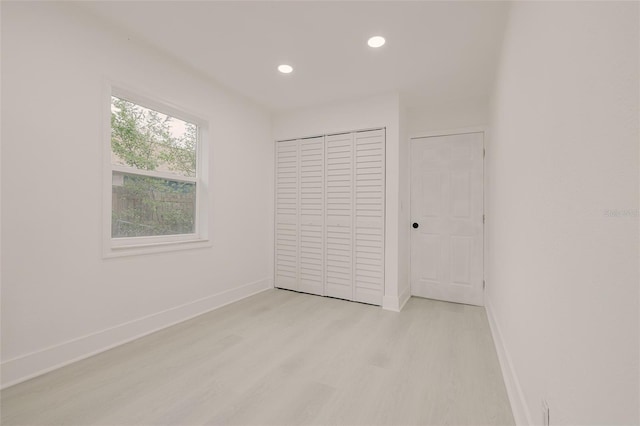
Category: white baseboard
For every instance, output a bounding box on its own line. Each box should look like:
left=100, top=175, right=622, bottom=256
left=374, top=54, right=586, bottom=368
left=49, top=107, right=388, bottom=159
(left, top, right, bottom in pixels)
left=382, top=285, right=411, bottom=312
left=399, top=285, right=411, bottom=311
left=382, top=294, right=400, bottom=312
left=1, top=278, right=273, bottom=389
left=485, top=299, right=533, bottom=426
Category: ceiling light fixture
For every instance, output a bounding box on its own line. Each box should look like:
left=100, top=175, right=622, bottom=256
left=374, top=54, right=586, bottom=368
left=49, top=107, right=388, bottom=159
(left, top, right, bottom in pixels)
left=367, top=36, right=386, bottom=48
left=278, top=64, right=293, bottom=74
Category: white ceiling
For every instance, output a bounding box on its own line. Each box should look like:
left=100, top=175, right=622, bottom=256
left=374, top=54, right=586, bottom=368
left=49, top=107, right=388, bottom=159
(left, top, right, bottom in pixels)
left=78, top=1, right=510, bottom=112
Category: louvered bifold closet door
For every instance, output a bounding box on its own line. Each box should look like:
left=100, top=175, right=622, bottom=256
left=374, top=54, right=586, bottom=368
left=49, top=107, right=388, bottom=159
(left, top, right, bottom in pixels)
left=325, top=133, right=354, bottom=301
left=275, top=140, right=299, bottom=291
left=354, top=129, right=385, bottom=305
left=298, top=137, right=325, bottom=296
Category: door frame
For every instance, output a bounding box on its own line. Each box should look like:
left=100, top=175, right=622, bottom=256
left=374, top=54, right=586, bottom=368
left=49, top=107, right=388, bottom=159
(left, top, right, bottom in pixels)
left=408, top=126, right=487, bottom=304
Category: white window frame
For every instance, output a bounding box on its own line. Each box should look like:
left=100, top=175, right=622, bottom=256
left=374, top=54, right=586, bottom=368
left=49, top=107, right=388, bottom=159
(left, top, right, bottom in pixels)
left=103, top=83, right=211, bottom=257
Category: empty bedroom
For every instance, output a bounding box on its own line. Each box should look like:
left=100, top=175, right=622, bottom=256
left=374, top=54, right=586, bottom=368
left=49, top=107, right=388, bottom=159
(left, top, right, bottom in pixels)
left=1, top=1, right=638, bottom=425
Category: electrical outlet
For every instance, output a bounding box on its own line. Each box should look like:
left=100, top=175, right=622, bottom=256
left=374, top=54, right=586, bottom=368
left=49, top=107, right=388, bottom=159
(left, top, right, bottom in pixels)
left=542, top=399, right=550, bottom=426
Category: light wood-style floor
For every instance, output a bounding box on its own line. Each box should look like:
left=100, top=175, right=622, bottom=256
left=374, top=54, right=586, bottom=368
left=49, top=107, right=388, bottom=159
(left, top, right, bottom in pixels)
left=1, top=289, right=514, bottom=426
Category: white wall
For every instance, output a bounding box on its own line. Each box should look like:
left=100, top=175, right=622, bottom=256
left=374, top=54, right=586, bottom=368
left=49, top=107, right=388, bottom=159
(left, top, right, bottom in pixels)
left=486, top=2, right=639, bottom=424
left=407, top=97, right=489, bottom=138
left=1, top=2, right=273, bottom=387
left=398, top=100, right=410, bottom=308
left=273, top=93, right=407, bottom=311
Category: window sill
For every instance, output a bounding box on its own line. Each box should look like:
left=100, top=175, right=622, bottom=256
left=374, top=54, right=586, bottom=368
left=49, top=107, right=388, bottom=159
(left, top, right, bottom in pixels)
left=104, top=237, right=211, bottom=258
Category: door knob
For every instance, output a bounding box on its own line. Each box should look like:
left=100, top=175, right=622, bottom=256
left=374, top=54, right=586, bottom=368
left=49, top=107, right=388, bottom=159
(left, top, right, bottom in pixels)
left=412, top=223, right=419, bottom=229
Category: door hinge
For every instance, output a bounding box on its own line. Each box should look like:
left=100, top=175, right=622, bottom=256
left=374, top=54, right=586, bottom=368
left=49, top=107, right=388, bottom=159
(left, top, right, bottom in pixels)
left=483, top=280, right=486, bottom=290
left=483, top=214, right=485, bottom=224
left=483, top=148, right=486, bottom=158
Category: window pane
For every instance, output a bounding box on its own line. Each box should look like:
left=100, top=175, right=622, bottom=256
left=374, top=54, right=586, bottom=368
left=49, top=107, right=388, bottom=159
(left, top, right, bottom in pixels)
left=112, top=172, right=196, bottom=238
left=111, top=96, right=197, bottom=178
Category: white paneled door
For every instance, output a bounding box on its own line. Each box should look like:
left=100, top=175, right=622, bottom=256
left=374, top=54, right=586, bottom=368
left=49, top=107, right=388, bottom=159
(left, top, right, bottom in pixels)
left=410, top=132, right=484, bottom=306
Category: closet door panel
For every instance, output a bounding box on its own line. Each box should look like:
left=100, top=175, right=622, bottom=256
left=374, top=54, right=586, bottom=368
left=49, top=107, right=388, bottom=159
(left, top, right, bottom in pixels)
left=325, top=133, right=354, bottom=301
left=275, top=140, right=299, bottom=291
left=298, top=137, right=325, bottom=296
left=354, top=129, right=385, bottom=305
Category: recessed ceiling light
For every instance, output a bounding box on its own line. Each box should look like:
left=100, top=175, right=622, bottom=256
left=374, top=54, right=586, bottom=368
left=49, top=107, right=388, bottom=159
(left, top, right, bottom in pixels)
left=278, top=64, right=293, bottom=74
left=367, top=36, right=386, bottom=48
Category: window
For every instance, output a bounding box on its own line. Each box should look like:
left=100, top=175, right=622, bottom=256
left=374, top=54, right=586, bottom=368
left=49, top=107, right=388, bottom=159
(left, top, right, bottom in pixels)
left=104, top=86, right=209, bottom=256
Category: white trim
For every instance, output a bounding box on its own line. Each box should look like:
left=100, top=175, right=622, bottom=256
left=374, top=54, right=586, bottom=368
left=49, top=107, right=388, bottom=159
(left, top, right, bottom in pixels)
left=102, top=81, right=211, bottom=257
left=107, top=237, right=212, bottom=258
left=111, top=233, right=201, bottom=248
left=485, top=299, right=533, bottom=426
left=382, top=295, right=400, bottom=312
left=398, top=285, right=411, bottom=311
left=483, top=129, right=489, bottom=307
left=276, top=127, right=386, bottom=143
left=1, top=278, right=273, bottom=389
left=272, top=139, right=276, bottom=288
left=409, top=125, right=488, bottom=140
left=350, top=132, right=356, bottom=301
left=112, top=166, right=197, bottom=183
left=102, top=80, right=113, bottom=257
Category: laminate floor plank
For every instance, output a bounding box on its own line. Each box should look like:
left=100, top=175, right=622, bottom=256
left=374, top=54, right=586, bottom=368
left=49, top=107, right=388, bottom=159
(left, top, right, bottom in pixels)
left=1, top=289, right=514, bottom=426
